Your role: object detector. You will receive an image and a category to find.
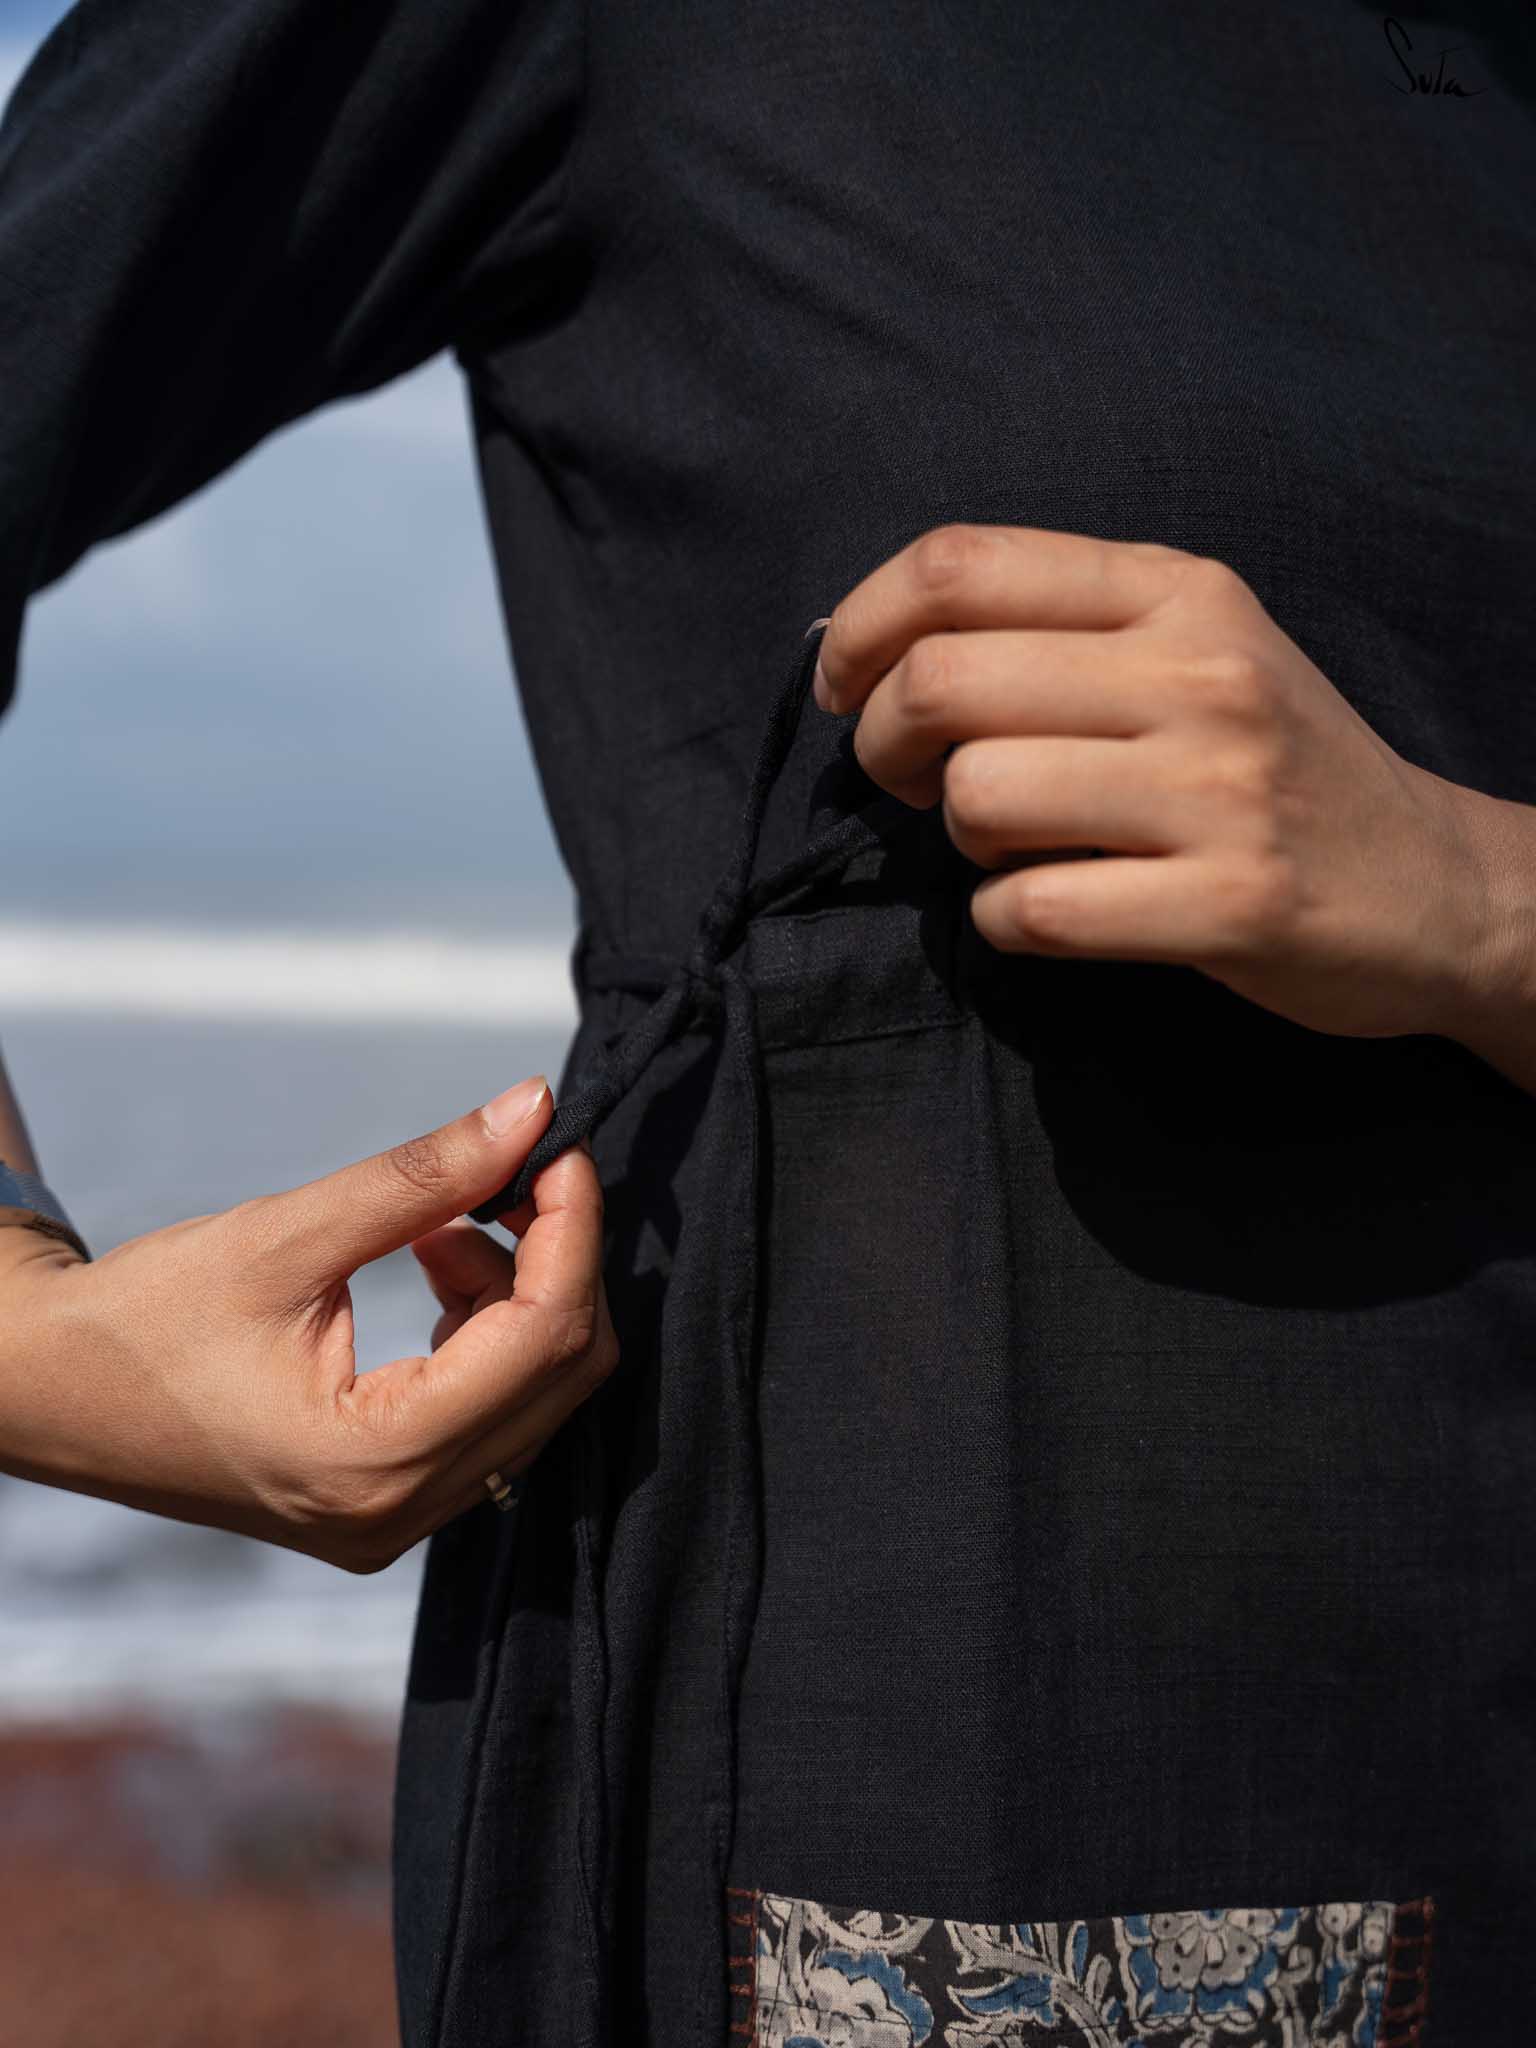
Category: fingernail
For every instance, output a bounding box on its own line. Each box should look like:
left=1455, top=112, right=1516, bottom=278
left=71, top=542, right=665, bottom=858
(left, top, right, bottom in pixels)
left=481, top=1075, right=548, bottom=1136
left=812, top=658, right=832, bottom=711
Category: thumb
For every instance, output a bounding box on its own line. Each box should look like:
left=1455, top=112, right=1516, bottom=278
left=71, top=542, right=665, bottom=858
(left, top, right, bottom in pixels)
left=263, top=1075, right=553, bottom=1285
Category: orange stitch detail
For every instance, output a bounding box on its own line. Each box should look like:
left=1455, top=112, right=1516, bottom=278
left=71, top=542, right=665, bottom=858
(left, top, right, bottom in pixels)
left=751, top=1887, right=760, bottom=2048
left=1377, top=1895, right=1435, bottom=2048
left=724, top=1883, right=762, bottom=2048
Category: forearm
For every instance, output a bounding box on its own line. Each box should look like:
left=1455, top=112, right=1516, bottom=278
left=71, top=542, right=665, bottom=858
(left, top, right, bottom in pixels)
left=1435, top=780, right=1536, bottom=1100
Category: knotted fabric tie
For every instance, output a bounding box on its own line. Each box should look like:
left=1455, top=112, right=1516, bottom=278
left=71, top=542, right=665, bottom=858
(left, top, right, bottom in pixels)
left=465, top=618, right=904, bottom=2046
left=469, top=618, right=886, bottom=1225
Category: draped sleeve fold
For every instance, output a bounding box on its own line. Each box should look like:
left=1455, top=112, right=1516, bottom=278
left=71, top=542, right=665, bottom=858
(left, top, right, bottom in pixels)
left=0, top=0, right=585, bottom=713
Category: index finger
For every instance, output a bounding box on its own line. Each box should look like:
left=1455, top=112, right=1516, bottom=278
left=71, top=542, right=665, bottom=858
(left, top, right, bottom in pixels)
left=408, top=1144, right=608, bottom=1450
left=816, top=524, right=1192, bottom=712
left=502, top=1141, right=607, bottom=1323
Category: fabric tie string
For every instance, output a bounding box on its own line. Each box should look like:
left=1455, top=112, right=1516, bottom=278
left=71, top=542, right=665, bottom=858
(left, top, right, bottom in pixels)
left=470, top=617, right=881, bottom=1227
left=467, top=618, right=901, bottom=2044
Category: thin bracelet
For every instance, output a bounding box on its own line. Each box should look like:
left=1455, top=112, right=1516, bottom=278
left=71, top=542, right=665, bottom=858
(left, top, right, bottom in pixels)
left=0, top=1164, right=92, bottom=1261
left=0, top=1208, right=92, bottom=1261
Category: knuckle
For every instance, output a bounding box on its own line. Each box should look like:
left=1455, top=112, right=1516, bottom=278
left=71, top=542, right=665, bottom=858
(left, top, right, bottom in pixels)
left=549, top=1303, right=602, bottom=1370
left=1007, top=879, right=1074, bottom=948
left=473, top=1296, right=526, bottom=1350
left=384, top=1131, right=455, bottom=1203
left=223, top=1194, right=292, bottom=1274
left=1135, top=545, right=1208, bottom=620
left=898, top=635, right=962, bottom=728
left=1127, top=540, right=1196, bottom=569
left=1181, top=553, right=1250, bottom=608
left=1187, top=646, right=1272, bottom=722
left=911, top=522, right=987, bottom=597
left=1190, top=737, right=1284, bottom=811
left=1206, top=855, right=1298, bottom=955
left=941, top=742, right=994, bottom=825
left=547, top=1304, right=620, bottom=1392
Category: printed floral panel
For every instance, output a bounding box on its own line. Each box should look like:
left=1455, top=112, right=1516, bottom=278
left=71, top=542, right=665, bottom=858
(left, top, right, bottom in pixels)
left=743, top=1888, right=1433, bottom=2047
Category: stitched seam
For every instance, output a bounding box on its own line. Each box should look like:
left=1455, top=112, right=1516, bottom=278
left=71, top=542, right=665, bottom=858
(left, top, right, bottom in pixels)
left=725, top=1885, right=759, bottom=2043
left=1375, top=1895, right=1435, bottom=2048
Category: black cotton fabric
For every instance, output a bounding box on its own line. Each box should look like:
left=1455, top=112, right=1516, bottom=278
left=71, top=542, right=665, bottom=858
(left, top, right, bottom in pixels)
left=3, top=4, right=1536, bottom=2044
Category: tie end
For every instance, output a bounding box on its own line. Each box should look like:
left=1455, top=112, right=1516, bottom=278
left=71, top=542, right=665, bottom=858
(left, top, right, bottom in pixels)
left=468, top=1169, right=528, bottom=1226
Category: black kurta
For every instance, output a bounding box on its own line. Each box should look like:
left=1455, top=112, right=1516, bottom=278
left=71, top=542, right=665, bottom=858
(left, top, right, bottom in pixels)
left=3, top=3, right=1535, bottom=2043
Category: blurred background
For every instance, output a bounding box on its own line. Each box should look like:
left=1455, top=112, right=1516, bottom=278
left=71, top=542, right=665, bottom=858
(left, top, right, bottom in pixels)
left=0, top=7, right=578, bottom=2040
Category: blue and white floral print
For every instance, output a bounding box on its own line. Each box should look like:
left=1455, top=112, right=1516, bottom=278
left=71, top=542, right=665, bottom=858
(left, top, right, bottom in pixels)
left=750, top=1891, right=1410, bottom=2047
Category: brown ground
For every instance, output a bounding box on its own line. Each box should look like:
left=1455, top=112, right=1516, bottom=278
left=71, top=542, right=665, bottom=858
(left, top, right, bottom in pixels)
left=0, top=1712, right=400, bottom=2047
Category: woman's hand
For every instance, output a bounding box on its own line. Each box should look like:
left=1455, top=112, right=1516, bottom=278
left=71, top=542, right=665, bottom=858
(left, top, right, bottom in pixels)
left=812, top=521, right=1521, bottom=1045
left=0, top=1074, right=619, bottom=1573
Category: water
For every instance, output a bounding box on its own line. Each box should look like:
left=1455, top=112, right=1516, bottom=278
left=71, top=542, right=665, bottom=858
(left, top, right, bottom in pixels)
left=0, top=996, right=578, bottom=1729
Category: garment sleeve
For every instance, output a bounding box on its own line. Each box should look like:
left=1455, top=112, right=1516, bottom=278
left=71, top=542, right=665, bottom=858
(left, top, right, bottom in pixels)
left=0, top=0, right=582, bottom=713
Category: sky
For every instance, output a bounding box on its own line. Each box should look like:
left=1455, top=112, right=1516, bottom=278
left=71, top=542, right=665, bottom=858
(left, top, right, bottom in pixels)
left=0, top=4, right=577, bottom=1018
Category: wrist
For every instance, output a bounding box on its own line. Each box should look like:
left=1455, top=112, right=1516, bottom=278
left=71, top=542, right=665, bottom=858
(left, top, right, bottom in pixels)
left=0, top=1209, right=91, bottom=1265
left=0, top=1237, right=104, bottom=1489
left=1423, top=773, right=1536, bottom=1071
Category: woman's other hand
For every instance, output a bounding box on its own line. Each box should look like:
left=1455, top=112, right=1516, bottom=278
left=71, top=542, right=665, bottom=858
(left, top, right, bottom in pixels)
left=0, top=1075, right=618, bottom=1572
left=812, top=522, right=1521, bottom=1047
